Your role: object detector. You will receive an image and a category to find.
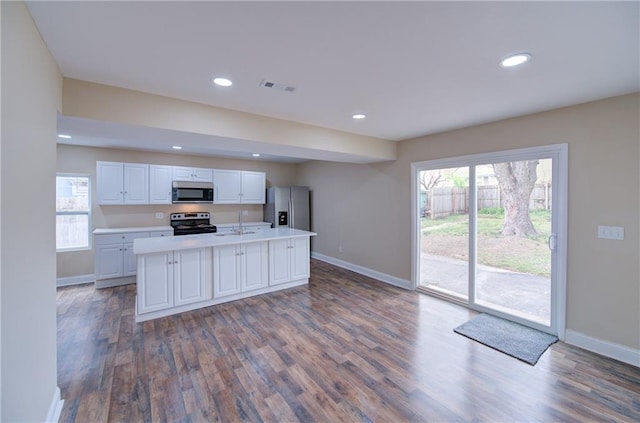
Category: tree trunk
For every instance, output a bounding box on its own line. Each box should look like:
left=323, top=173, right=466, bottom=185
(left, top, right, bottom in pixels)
left=492, top=160, right=539, bottom=237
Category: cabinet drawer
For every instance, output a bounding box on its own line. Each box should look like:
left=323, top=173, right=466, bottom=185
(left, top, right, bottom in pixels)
left=95, top=232, right=150, bottom=245
left=150, top=230, right=173, bottom=238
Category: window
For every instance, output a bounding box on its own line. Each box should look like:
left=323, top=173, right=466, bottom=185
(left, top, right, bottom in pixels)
left=56, top=175, right=91, bottom=251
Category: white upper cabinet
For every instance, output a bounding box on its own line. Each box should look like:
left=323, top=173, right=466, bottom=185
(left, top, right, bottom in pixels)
left=213, top=169, right=266, bottom=204
left=241, top=171, right=267, bottom=204
left=172, top=166, right=213, bottom=182
left=213, top=169, right=242, bottom=203
left=149, top=165, right=173, bottom=204
left=97, top=161, right=125, bottom=205
left=96, top=162, right=266, bottom=206
left=97, top=161, right=149, bottom=205
left=124, top=163, right=149, bottom=204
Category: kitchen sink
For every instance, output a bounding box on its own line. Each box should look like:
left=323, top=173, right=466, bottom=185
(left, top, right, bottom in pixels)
left=214, top=231, right=256, bottom=236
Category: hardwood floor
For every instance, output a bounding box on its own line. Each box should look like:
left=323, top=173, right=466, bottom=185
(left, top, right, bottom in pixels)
left=57, top=259, right=640, bottom=422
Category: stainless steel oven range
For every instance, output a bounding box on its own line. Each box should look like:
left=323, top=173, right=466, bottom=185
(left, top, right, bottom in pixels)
left=170, top=212, right=217, bottom=236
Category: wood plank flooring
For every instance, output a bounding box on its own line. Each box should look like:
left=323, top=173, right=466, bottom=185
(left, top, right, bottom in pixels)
left=57, top=259, right=640, bottom=422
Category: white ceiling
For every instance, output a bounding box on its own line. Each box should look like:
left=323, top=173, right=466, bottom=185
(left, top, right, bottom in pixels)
left=28, top=1, right=639, bottom=162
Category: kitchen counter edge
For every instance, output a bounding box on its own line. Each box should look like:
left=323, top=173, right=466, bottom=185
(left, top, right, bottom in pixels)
left=93, top=226, right=173, bottom=235
left=133, top=228, right=316, bottom=255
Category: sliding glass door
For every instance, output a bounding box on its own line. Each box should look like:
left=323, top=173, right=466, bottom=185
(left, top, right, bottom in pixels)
left=413, top=145, right=567, bottom=335
left=419, top=167, right=469, bottom=301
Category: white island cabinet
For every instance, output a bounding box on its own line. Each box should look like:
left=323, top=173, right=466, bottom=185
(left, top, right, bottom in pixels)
left=214, top=241, right=269, bottom=298
left=134, top=228, right=315, bottom=322
left=137, top=247, right=212, bottom=314
left=269, top=237, right=310, bottom=286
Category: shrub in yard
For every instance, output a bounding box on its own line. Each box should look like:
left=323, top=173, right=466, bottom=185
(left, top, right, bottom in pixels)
left=478, top=207, right=504, bottom=216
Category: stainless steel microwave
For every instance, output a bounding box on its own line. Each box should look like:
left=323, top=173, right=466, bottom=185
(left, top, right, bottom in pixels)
left=171, top=181, right=213, bottom=203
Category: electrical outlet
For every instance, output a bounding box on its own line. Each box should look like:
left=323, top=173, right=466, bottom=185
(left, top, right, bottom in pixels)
left=241, top=210, right=249, bottom=216
left=155, top=212, right=164, bottom=219
left=338, top=245, right=343, bottom=253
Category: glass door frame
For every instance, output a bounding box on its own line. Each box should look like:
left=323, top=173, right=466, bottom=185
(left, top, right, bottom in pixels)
left=411, top=144, right=568, bottom=339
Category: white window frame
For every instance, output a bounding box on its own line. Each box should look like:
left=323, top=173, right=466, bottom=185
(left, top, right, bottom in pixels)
left=411, top=144, right=568, bottom=339
left=56, top=173, right=92, bottom=252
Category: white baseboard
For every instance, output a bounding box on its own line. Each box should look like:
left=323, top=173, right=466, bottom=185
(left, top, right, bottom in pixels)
left=311, top=252, right=412, bottom=290
left=565, top=329, right=640, bottom=367
left=46, top=386, right=64, bottom=423
left=95, top=276, right=135, bottom=289
left=56, top=274, right=95, bottom=287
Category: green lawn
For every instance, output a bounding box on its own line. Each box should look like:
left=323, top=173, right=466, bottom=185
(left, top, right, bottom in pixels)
left=421, top=209, right=551, bottom=276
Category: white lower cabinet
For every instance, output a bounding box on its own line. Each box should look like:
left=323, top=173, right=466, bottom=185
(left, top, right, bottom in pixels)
left=137, top=247, right=212, bottom=314
left=95, top=232, right=150, bottom=280
left=214, top=241, right=268, bottom=298
left=269, top=237, right=310, bottom=286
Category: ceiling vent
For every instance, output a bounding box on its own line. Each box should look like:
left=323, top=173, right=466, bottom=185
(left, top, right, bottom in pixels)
left=260, top=79, right=296, bottom=93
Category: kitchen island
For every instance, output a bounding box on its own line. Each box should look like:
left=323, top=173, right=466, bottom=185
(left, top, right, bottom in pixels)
left=133, top=228, right=316, bottom=322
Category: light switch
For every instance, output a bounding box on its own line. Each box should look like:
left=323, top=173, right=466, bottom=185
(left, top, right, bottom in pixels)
left=598, top=225, right=624, bottom=240
left=610, top=226, right=625, bottom=240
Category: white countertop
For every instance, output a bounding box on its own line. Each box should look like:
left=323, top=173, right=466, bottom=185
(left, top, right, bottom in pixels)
left=213, top=221, right=271, bottom=228
left=133, top=228, right=316, bottom=255
left=93, top=226, right=173, bottom=235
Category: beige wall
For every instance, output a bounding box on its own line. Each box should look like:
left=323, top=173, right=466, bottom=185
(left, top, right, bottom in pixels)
left=1, top=1, right=63, bottom=421
left=63, top=79, right=396, bottom=163
left=299, top=93, right=640, bottom=351
left=56, top=144, right=299, bottom=278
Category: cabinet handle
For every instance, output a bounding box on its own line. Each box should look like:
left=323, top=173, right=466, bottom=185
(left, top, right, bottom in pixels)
left=174, top=260, right=178, bottom=264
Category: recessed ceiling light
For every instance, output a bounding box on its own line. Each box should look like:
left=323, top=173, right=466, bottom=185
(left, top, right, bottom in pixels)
left=57, top=134, right=71, bottom=139
left=252, top=153, right=261, bottom=157
left=172, top=146, right=182, bottom=150
left=352, top=113, right=366, bottom=120
left=213, top=77, right=233, bottom=87
left=500, top=53, right=532, bottom=68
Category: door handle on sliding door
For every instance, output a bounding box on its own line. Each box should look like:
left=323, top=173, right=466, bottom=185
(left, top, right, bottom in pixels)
left=548, top=234, right=557, bottom=251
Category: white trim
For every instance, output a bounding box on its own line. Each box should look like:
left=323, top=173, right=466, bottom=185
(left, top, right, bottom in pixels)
left=46, top=386, right=64, bottom=423
left=95, top=276, right=135, bottom=289
left=412, top=143, right=569, bottom=169
left=311, top=252, right=412, bottom=290
left=56, top=173, right=92, bottom=252
left=553, top=144, right=569, bottom=339
left=565, top=329, right=640, bottom=368
left=56, top=274, right=95, bottom=287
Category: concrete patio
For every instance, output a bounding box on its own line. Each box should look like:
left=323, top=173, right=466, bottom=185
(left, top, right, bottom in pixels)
left=420, top=253, right=551, bottom=325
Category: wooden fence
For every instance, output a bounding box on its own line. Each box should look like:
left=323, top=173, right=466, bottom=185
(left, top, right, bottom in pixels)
left=422, top=184, right=551, bottom=218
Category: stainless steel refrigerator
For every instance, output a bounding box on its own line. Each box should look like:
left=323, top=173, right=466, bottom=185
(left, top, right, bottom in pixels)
left=264, top=186, right=310, bottom=231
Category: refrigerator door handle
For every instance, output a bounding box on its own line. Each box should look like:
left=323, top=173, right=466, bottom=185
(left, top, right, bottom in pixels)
left=289, top=197, right=293, bottom=228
